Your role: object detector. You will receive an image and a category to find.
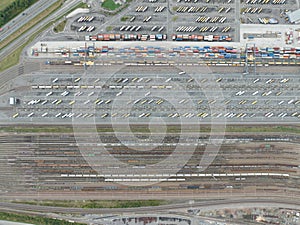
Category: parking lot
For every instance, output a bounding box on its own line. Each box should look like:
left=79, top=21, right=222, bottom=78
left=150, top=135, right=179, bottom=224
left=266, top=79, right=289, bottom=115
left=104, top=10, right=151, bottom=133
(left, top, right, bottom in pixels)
left=59, top=0, right=298, bottom=44
left=2, top=69, right=300, bottom=124
left=66, top=0, right=237, bottom=41
left=69, top=14, right=103, bottom=33
left=240, top=0, right=297, bottom=24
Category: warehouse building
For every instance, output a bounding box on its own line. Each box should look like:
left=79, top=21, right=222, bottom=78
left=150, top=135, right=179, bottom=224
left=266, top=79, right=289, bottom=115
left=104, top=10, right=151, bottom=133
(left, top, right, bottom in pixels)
left=287, top=9, right=300, bottom=24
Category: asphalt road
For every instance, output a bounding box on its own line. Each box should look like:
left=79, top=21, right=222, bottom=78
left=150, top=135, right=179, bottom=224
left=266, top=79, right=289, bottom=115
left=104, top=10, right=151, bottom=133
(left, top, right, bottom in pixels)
left=0, top=0, right=59, bottom=42
left=0, top=0, right=82, bottom=62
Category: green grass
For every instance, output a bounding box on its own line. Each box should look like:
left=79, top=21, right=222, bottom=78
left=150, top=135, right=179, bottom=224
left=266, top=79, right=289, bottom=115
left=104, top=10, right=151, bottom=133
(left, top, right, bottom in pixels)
left=0, top=19, right=53, bottom=72
left=0, top=212, right=85, bottom=225
left=0, top=43, right=23, bottom=72
left=0, top=0, right=39, bottom=27
left=53, top=19, right=67, bottom=33
left=0, top=126, right=74, bottom=133
left=0, top=125, right=299, bottom=134
left=172, top=6, right=178, bottom=11
left=12, top=200, right=167, bottom=208
left=101, top=0, right=121, bottom=11
left=0, top=0, right=64, bottom=51
left=121, top=16, right=129, bottom=21
left=106, top=25, right=113, bottom=31
left=77, top=2, right=89, bottom=8
left=0, top=0, right=15, bottom=11
left=0, top=1, right=88, bottom=72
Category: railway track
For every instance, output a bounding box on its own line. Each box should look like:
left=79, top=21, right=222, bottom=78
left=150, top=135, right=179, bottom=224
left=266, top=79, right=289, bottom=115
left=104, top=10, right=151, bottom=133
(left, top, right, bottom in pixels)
left=1, top=198, right=300, bottom=214
left=0, top=132, right=299, bottom=194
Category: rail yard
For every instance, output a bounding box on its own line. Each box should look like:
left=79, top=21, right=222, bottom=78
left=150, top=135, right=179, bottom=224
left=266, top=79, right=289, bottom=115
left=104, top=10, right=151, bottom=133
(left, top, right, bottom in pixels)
left=0, top=0, right=300, bottom=223
left=0, top=130, right=299, bottom=197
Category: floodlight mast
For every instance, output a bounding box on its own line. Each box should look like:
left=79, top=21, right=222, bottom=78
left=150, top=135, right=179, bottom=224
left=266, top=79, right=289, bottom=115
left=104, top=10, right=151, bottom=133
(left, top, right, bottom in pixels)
left=244, top=42, right=257, bottom=75
left=84, top=41, right=87, bottom=70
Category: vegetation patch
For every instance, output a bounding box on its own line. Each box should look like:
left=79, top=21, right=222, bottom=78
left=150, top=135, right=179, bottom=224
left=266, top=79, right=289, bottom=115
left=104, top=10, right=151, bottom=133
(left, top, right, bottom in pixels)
left=54, top=20, right=67, bottom=33
left=77, top=2, right=89, bottom=8
left=0, top=0, right=16, bottom=12
left=106, top=25, right=113, bottom=31
left=0, top=1, right=86, bottom=72
left=121, top=16, right=129, bottom=21
left=12, top=199, right=167, bottom=208
left=101, top=0, right=121, bottom=11
left=0, top=43, right=23, bottom=72
left=0, top=212, right=85, bottom=225
left=0, top=0, right=39, bottom=27
left=0, top=126, right=74, bottom=133
left=172, top=16, right=178, bottom=22
left=0, top=125, right=299, bottom=134
left=0, top=0, right=64, bottom=51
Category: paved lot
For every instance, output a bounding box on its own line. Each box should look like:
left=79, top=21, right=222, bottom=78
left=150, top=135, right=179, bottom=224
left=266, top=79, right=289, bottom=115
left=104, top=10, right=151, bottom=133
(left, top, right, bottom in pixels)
left=240, top=0, right=297, bottom=25
left=58, top=0, right=300, bottom=43
left=67, top=0, right=237, bottom=41
left=0, top=66, right=299, bottom=124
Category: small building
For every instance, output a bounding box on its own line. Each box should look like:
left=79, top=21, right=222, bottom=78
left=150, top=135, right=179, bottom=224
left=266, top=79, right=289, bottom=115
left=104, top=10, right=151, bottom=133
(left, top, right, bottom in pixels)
left=9, top=97, right=16, bottom=105
left=287, top=9, right=300, bottom=24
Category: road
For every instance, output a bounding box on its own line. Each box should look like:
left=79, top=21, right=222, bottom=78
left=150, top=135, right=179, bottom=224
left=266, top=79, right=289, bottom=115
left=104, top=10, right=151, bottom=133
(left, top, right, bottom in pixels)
left=0, top=0, right=82, bottom=63
left=1, top=198, right=300, bottom=214
left=0, top=0, right=59, bottom=42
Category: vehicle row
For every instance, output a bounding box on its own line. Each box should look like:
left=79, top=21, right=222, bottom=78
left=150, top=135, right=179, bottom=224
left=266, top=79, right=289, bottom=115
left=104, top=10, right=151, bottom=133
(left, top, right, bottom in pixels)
left=218, top=7, right=231, bottom=13
left=88, top=33, right=167, bottom=41
left=12, top=111, right=300, bottom=119
left=176, top=0, right=201, bottom=2
left=154, top=6, right=165, bottom=12
left=176, top=26, right=198, bottom=32
left=78, top=26, right=95, bottom=32
left=175, top=6, right=208, bottom=13
left=241, top=7, right=263, bottom=14
left=120, top=25, right=142, bottom=32
left=77, top=16, right=94, bottom=23
left=172, top=34, right=232, bottom=41
left=245, top=0, right=286, bottom=4
left=151, top=26, right=165, bottom=32
left=20, top=97, right=300, bottom=112
left=27, top=78, right=298, bottom=92
left=198, top=26, right=219, bottom=32
left=143, top=16, right=152, bottom=22
left=196, top=16, right=227, bottom=23
left=135, top=6, right=148, bottom=12
left=258, top=17, right=278, bottom=24
left=176, top=0, right=232, bottom=2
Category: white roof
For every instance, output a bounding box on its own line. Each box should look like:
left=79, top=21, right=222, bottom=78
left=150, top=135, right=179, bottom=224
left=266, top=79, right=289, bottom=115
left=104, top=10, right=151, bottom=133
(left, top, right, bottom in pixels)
left=288, top=9, right=300, bottom=23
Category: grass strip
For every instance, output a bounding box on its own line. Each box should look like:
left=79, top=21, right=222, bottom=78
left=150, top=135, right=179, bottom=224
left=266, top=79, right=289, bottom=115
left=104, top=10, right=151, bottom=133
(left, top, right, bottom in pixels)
left=12, top=199, right=167, bottom=208
left=0, top=0, right=39, bottom=26
left=0, top=211, right=85, bottom=225
left=53, top=19, right=67, bottom=33
left=0, top=125, right=299, bottom=134
left=0, top=0, right=16, bottom=11
left=0, top=0, right=64, bottom=51
left=0, top=1, right=88, bottom=72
